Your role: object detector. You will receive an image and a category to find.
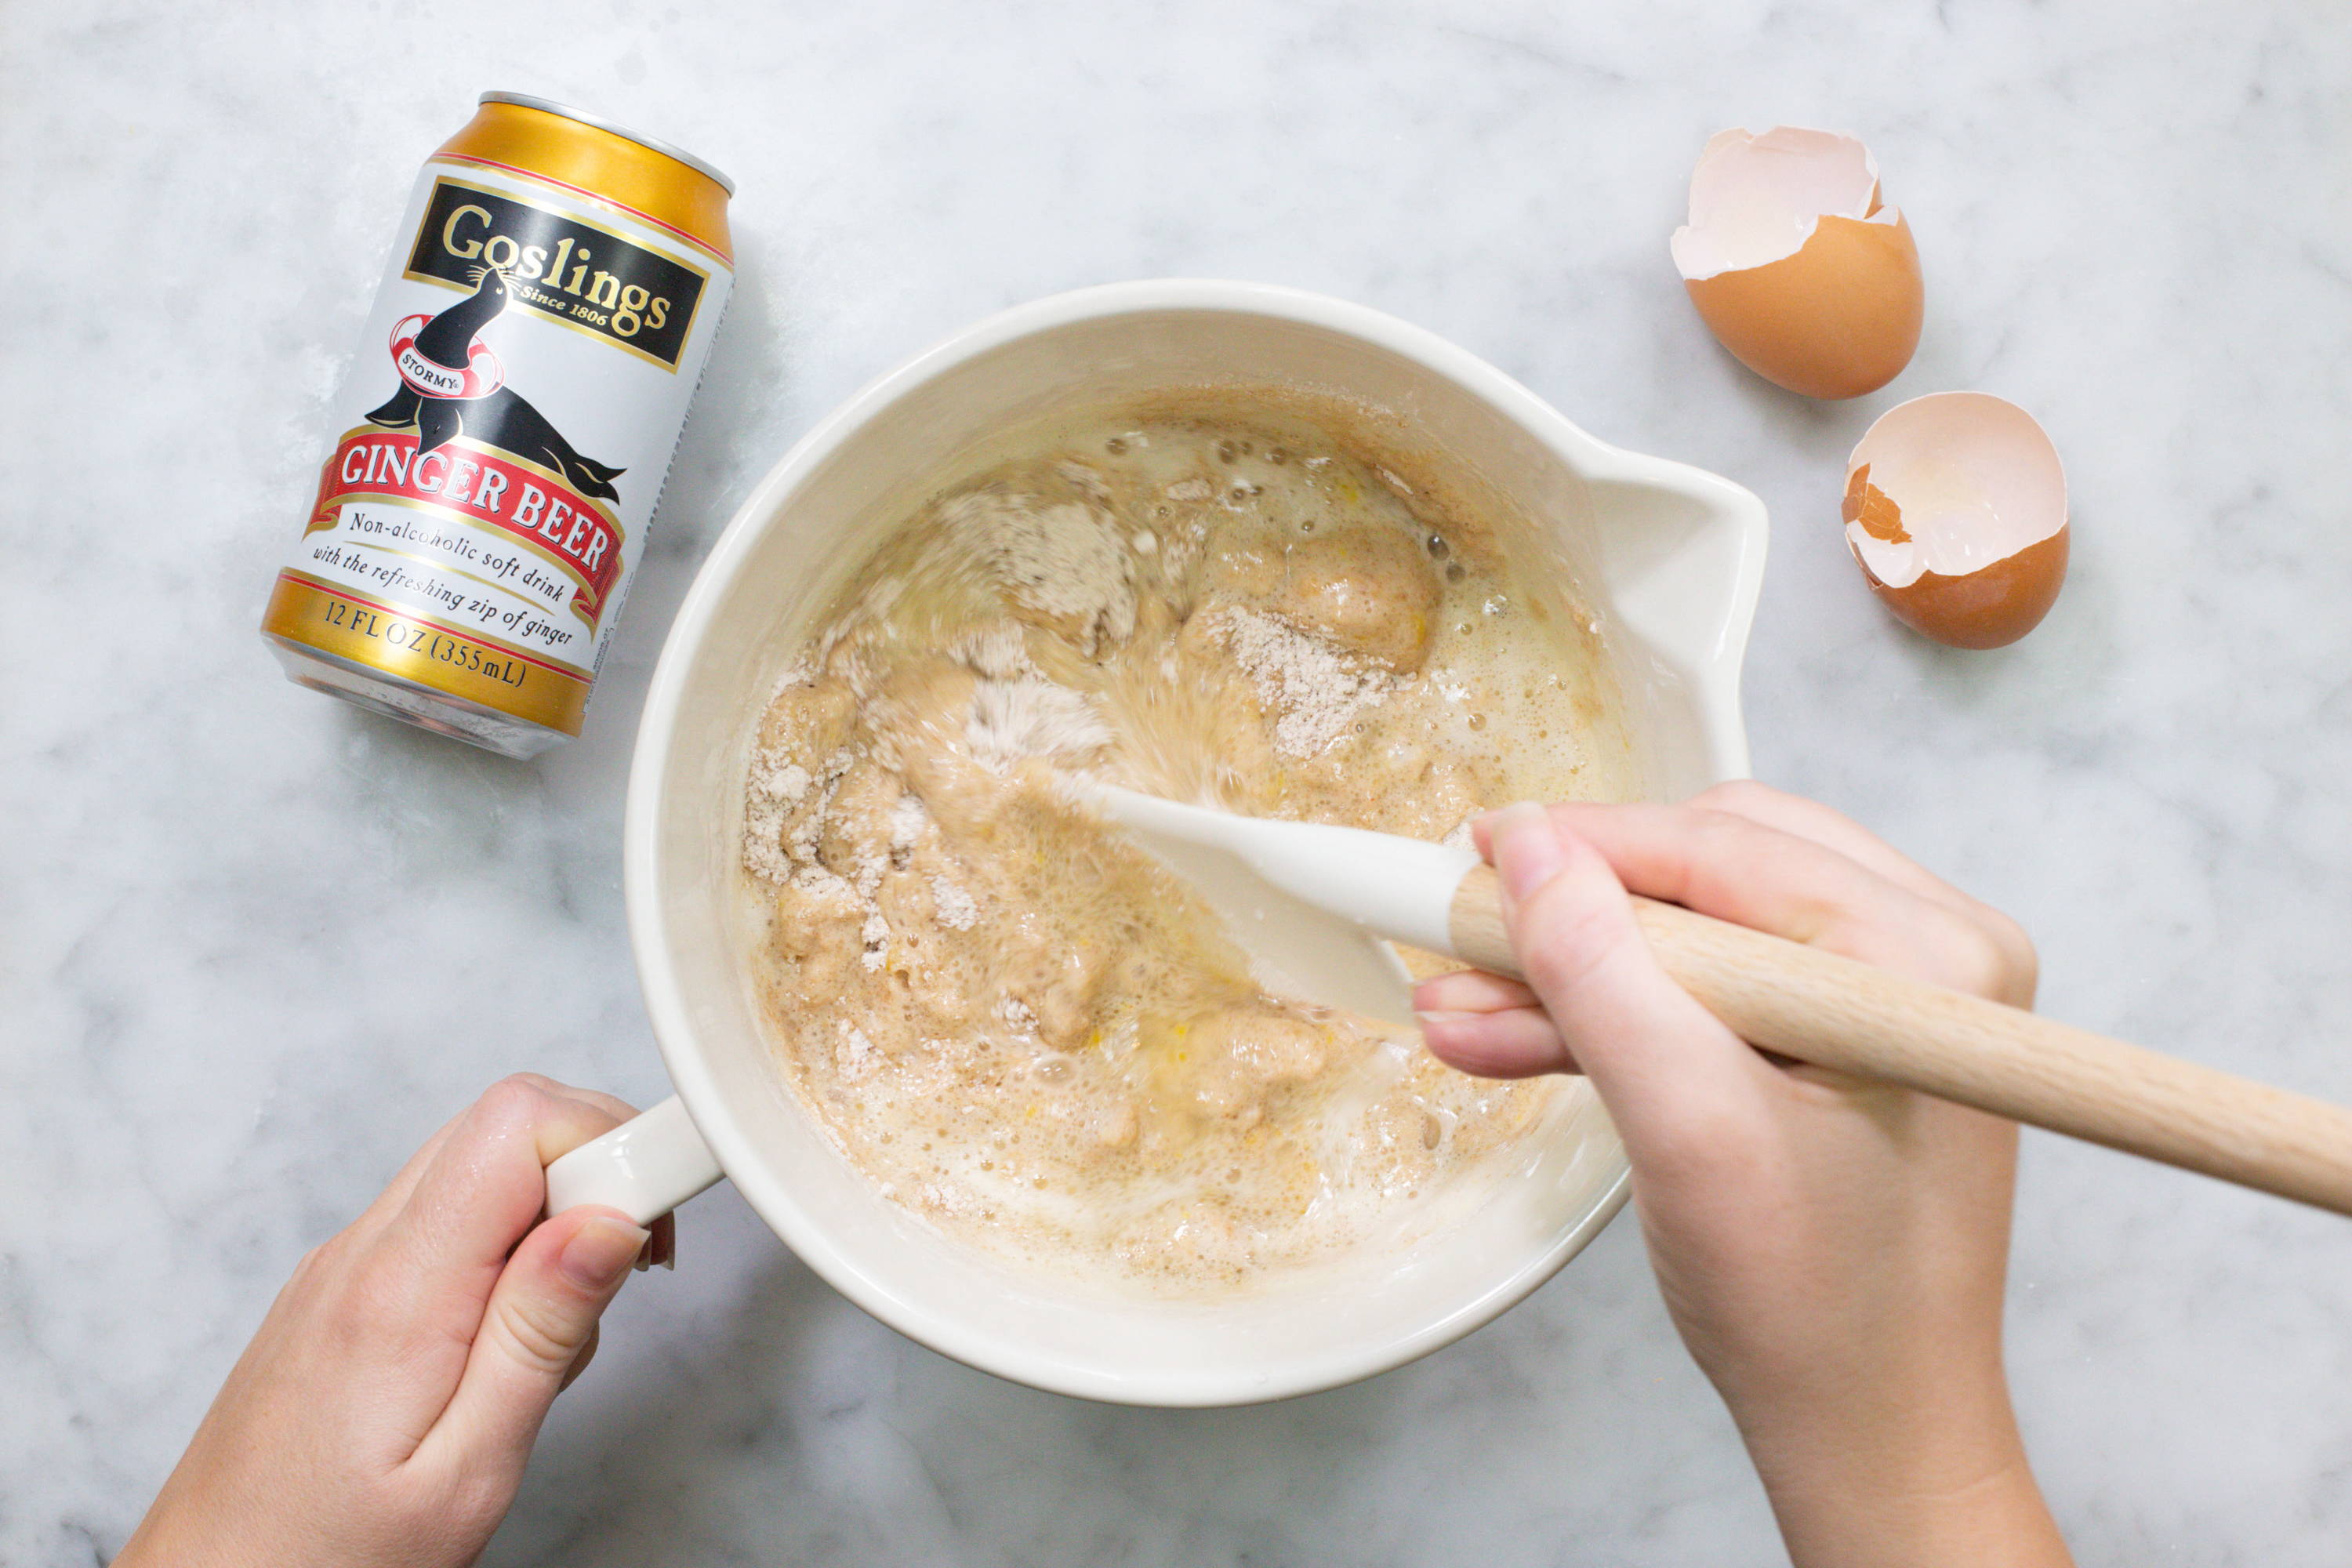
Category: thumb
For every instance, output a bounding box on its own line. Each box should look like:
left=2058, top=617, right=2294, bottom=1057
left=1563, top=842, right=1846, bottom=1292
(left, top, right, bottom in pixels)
left=420, top=1206, right=647, bottom=1481
left=1483, top=803, right=1769, bottom=1149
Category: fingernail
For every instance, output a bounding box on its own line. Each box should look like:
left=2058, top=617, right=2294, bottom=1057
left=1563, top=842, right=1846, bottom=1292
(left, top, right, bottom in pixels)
left=1415, top=1010, right=1476, bottom=1026
left=1490, top=801, right=1566, bottom=903
left=561, top=1214, right=650, bottom=1290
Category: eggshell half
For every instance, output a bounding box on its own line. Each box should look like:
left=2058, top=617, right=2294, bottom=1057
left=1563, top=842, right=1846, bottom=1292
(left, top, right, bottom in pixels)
left=1672, top=127, right=1924, bottom=400
left=1843, top=392, right=2069, bottom=649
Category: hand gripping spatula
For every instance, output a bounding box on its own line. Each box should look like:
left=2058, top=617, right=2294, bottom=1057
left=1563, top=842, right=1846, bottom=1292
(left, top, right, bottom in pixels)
left=1088, top=783, right=2352, bottom=1220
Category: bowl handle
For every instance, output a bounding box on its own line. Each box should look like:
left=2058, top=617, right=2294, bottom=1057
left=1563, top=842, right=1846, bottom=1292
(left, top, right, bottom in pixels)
left=545, top=1094, right=725, bottom=1225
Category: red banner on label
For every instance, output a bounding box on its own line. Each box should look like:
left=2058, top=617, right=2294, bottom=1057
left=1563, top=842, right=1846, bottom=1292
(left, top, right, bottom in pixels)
left=308, top=430, right=622, bottom=624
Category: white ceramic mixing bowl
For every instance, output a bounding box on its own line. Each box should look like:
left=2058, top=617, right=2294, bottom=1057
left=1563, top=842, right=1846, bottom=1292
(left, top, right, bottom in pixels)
left=547, top=280, right=1766, bottom=1406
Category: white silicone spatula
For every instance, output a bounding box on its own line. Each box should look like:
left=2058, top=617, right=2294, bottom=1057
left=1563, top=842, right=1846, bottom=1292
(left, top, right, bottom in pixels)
left=1089, top=783, right=2352, bottom=1220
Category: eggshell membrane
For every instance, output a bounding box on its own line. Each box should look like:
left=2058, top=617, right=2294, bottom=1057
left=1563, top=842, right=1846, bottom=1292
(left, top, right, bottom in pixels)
left=1672, top=127, right=1923, bottom=400
left=1844, top=392, right=2069, bottom=649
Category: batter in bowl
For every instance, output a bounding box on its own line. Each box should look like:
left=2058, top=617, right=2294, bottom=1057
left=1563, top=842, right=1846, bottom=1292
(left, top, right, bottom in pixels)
left=740, top=400, right=1634, bottom=1288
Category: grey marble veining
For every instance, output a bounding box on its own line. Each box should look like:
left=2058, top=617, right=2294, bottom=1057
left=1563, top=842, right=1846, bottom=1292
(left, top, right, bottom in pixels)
left=5, top=2, right=2350, bottom=1563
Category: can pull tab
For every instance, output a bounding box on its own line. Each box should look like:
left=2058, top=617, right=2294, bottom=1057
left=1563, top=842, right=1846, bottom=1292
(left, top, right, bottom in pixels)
left=545, top=1094, right=724, bottom=1225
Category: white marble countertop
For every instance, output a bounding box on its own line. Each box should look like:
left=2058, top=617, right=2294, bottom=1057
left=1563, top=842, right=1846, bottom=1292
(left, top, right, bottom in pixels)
left=9, top=2, right=2350, bottom=1562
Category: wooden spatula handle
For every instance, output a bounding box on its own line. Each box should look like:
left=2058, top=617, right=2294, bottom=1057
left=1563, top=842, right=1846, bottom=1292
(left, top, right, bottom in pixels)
left=1447, top=864, right=2352, bottom=1218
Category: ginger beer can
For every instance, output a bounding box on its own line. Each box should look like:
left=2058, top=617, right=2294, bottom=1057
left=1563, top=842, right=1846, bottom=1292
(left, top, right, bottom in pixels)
left=261, top=92, right=734, bottom=758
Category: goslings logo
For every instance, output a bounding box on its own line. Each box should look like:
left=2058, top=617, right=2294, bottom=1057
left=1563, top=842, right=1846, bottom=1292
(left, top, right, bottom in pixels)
left=405, top=180, right=708, bottom=368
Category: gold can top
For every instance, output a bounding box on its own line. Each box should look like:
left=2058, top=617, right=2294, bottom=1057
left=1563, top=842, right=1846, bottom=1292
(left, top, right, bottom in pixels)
left=440, top=93, right=735, bottom=261
left=477, top=91, right=734, bottom=194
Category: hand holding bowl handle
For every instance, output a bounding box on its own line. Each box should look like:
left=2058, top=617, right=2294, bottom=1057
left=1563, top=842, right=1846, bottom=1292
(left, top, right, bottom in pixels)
left=119, top=1076, right=675, bottom=1568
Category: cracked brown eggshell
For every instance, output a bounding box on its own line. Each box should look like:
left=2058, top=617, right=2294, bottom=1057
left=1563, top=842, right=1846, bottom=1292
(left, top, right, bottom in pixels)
left=1843, top=392, right=2068, bottom=649
left=1672, top=127, right=1923, bottom=400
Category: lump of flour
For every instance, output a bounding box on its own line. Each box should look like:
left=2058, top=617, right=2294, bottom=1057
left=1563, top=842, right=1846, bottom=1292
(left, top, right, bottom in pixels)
left=938, top=487, right=1136, bottom=656
left=1209, top=604, right=1393, bottom=759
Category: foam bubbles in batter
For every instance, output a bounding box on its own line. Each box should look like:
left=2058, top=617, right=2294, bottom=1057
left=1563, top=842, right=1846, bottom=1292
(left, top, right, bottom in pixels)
left=741, top=401, right=1633, bottom=1290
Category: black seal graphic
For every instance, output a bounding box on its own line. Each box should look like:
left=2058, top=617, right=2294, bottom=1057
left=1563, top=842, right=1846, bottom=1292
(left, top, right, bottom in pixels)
left=365, top=267, right=627, bottom=503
